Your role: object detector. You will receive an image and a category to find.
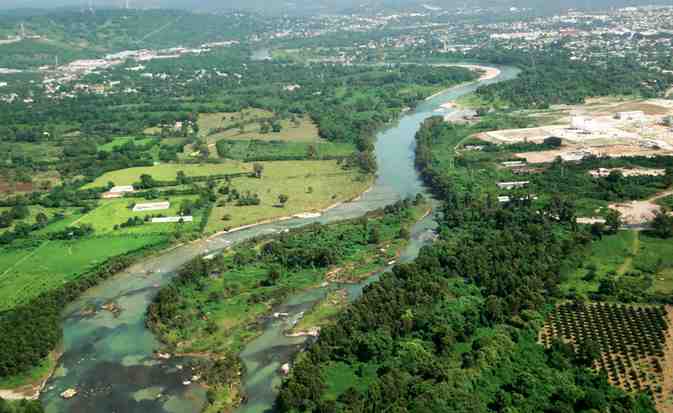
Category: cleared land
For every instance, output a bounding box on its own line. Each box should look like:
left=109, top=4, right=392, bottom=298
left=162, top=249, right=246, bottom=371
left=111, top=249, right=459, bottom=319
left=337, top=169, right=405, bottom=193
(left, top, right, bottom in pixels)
left=205, top=160, right=372, bottom=233
left=83, top=162, right=250, bottom=188
left=0, top=235, right=166, bottom=311
left=473, top=99, right=673, bottom=164
left=608, top=190, right=673, bottom=225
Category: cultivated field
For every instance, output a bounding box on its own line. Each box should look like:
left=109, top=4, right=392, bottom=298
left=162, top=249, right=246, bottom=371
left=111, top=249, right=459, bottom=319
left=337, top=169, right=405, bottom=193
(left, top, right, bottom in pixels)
left=0, top=235, right=167, bottom=311
left=541, top=302, right=673, bottom=411
left=83, top=162, right=250, bottom=188
left=205, top=160, right=372, bottom=233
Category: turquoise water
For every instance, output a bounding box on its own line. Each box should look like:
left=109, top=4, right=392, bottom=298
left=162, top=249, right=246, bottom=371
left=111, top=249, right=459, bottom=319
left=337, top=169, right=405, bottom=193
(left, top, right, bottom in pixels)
left=40, top=64, right=520, bottom=413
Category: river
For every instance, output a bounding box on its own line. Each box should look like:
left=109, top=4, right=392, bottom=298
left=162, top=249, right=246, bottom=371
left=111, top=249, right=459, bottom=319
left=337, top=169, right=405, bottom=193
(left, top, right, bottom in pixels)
left=40, top=64, right=519, bottom=413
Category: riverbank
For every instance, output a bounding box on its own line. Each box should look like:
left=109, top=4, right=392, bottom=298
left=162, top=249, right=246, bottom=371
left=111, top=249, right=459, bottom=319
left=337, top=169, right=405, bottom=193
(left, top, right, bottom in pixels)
left=0, top=350, right=62, bottom=401
left=145, top=199, right=429, bottom=412
left=425, top=64, right=502, bottom=101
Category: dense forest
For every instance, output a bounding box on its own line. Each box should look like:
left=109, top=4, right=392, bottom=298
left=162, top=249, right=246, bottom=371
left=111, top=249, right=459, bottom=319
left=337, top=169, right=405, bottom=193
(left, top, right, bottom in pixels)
left=276, top=117, right=658, bottom=412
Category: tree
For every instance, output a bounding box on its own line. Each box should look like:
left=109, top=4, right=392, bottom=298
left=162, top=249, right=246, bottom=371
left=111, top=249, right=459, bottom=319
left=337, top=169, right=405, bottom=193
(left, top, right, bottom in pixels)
left=35, top=212, right=48, bottom=227
left=260, top=122, right=271, bottom=134
left=176, top=170, right=187, bottom=185
left=368, top=226, right=381, bottom=244
left=590, top=222, right=605, bottom=239
left=575, top=338, right=601, bottom=367
left=665, top=167, right=673, bottom=187
left=307, top=144, right=317, bottom=159
left=267, top=264, right=282, bottom=284
left=543, top=136, right=563, bottom=148
left=650, top=211, right=673, bottom=238
left=138, top=174, right=156, bottom=189
left=253, top=163, right=264, bottom=179
left=605, top=209, right=622, bottom=234
left=278, top=194, right=289, bottom=207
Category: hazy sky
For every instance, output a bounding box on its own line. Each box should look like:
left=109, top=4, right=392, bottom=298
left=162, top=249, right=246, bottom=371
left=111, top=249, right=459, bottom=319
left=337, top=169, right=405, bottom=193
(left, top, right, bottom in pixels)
left=1, top=0, right=672, bottom=12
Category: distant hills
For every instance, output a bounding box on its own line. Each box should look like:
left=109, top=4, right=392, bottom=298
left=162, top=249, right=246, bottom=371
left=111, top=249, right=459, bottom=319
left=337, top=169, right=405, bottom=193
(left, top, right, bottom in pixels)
left=2, top=0, right=673, bottom=15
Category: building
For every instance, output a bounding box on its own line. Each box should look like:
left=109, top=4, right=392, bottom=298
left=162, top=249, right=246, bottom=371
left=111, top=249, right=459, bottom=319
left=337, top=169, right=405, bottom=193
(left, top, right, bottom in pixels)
left=497, top=181, right=530, bottom=190
left=133, top=201, right=170, bottom=212
left=615, top=111, right=645, bottom=121
left=501, top=161, right=526, bottom=168
left=151, top=216, right=193, bottom=223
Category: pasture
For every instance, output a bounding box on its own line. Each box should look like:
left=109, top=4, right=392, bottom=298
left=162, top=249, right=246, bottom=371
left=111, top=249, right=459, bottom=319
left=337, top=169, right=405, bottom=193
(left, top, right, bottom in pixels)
left=214, top=139, right=354, bottom=161
left=197, top=108, right=274, bottom=137
left=0, top=234, right=166, bottom=311
left=563, top=230, right=673, bottom=296
left=83, top=162, right=250, bottom=188
left=206, top=114, right=320, bottom=143
left=205, top=160, right=372, bottom=233
left=97, top=136, right=156, bottom=152
left=76, top=196, right=201, bottom=234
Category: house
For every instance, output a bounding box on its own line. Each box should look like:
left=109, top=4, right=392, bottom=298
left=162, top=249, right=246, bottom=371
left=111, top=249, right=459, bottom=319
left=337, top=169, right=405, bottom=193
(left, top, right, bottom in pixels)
left=102, top=185, right=134, bottom=199
left=133, top=201, right=170, bottom=212
left=497, top=181, right=530, bottom=190
left=501, top=161, right=526, bottom=168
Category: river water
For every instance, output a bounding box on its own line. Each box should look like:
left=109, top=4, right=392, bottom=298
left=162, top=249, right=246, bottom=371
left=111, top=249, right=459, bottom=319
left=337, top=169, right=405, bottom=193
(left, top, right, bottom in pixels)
left=40, top=64, right=519, bottom=413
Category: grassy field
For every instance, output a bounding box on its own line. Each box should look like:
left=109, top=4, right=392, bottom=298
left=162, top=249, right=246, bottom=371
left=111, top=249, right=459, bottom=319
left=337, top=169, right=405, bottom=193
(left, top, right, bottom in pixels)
left=76, top=196, right=201, bottom=234
left=322, top=360, right=379, bottom=401
left=205, top=160, right=372, bottom=233
left=206, top=114, right=320, bottom=143
left=97, top=136, right=155, bottom=152
left=83, top=162, right=250, bottom=188
left=214, top=139, right=355, bottom=161
left=563, top=230, right=673, bottom=296
left=0, top=206, right=80, bottom=233
left=0, top=234, right=167, bottom=311
left=563, top=231, right=636, bottom=295
left=197, top=108, right=274, bottom=137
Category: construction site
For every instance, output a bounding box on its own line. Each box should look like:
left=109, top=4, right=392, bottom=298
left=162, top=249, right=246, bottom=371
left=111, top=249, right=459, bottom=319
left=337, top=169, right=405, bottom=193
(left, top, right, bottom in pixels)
left=476, top=99, right=673, bottom=164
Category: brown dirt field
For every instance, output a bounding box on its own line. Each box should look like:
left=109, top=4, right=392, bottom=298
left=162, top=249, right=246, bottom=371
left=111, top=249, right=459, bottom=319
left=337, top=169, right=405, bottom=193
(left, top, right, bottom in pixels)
left=605, top=101, right=672, bottom=116
left=515, top=145, right=673, bottom=164
left=608, top=190, right=673, bottom=225
left=0, top=180, right=33, bottom=194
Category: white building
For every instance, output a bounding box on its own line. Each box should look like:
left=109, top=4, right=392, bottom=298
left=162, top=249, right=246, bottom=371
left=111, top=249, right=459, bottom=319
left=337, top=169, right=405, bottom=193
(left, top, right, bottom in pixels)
left=497, top=181, right=530, bottom=190
left=134, top=201, right=170, bottom=212
left=615, top=111, right=645, bottom=121
left=151, top=216, right=193, bottom=223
